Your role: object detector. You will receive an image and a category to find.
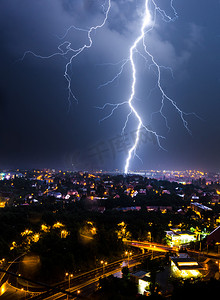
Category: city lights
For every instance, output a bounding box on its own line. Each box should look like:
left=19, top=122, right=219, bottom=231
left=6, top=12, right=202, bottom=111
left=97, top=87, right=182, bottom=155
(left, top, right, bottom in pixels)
left=0, top=169, right=220, bottom=297
left=1, top=0, right=220, bottom=295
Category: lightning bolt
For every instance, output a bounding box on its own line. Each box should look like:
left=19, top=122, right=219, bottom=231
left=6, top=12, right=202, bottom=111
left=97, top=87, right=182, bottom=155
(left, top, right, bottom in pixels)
left=19, top=0, right=197, bottom=175
left=124, top=0, right=193, bottom=174
left=19, top=0, right=112, bottom=107
left=98, top=0, right=198, bottom=174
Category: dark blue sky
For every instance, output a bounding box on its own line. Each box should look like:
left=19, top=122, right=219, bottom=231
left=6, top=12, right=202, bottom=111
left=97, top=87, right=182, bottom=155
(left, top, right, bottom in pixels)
left=0, top=0, right=220, bottom=172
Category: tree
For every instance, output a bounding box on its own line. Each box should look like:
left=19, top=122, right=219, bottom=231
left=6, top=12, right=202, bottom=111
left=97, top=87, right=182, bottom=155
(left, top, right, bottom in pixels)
left=141, top=257, right=165, bottom=295
left=122, top=266, right=129, bottom=279
left=92, top=275, right=138, bottom=300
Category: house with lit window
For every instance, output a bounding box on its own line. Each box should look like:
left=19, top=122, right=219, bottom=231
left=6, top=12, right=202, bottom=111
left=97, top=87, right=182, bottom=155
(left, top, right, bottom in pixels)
left=130, top=270, right=151, bottom=295
left=190, top=202, right=212, bottom=218
left=166, top=228, right=196, bottom=247
left=170, top=255, right=203, bottom=279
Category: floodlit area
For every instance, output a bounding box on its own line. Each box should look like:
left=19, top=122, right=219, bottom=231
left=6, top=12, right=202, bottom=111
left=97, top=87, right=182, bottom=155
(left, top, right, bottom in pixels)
left=170, top=257, right=202, bottom=279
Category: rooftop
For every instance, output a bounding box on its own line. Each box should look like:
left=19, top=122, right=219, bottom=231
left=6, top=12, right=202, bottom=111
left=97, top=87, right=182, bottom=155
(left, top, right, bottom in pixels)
left=171, top=257, right=202, bottom=270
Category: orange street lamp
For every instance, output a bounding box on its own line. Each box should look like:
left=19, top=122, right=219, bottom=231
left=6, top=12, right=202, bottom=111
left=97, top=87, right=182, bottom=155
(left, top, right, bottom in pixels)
left=65, top=272, right=73, bottom=300
left=100, top=260, right=107, bottom=276
left=125, top=251, right=132, bottom=267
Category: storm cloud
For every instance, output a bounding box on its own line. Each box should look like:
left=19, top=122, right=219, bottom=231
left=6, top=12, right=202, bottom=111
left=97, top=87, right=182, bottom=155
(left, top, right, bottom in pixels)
left=0, top=0, right=220, bottom=172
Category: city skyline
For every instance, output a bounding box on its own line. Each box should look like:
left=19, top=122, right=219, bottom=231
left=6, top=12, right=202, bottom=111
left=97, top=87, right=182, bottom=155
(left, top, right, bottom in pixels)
left=1, top=1, right=220, bottom=172
left=1, top=167, right=220, bottom=298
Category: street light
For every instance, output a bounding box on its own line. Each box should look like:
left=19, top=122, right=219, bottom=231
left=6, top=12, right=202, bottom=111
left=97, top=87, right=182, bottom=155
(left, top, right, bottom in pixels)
left=216, top=260, right=220, bottom=272
left=100, top=260, right=107, bottom=276
left=65, top=272, right=73, bottom=300
left=125, top=251, right=132, bottom=267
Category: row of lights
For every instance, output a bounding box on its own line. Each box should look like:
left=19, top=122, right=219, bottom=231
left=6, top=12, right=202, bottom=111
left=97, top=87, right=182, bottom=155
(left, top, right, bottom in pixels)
left=65, top=273, right=80, bottom=298
left=15, top=251, right=133, bottom=297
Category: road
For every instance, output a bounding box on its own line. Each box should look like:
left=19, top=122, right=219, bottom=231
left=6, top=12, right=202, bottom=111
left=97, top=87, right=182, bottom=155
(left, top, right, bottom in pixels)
left=0, top=282, right=26, bottom=299
left=0, top=254, right=26, bottom=283
left=125, top=240, right=178, bottom=252
left=26, top=252, right=152, bottom=300
left=36, top=260, right=147, bottom=300
left=1, top=251, right=162, bottom=299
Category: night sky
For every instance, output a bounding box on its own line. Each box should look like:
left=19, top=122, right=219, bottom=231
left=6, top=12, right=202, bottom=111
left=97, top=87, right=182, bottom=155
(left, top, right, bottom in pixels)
left=1, top=0, right=220, bottom=172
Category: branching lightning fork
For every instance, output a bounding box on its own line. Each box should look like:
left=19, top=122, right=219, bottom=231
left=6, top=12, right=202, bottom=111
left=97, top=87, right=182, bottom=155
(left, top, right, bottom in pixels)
left=20, top=0, right=112, bottom=106
left=20, top=0, right=197, bottom=174
left=98, top=0, right=196, bottom=174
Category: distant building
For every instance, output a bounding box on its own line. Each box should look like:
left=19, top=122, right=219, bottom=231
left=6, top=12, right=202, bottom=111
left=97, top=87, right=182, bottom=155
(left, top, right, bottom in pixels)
left=130, top=270, right=151, bottom=295
left=0, top=199, right=8, bottom=208
left=0, top=192, right=11, bottom=208
left=162, top=190, right=171, bottom=195
left=166, top=229, right=196, bottom=247
left=139, top=189, right=146, bottom=194
left=48, top=191, right=62, bottom=199
left=207, top=225, right=220, bottom=245
left=177, top=193, right=185, bottom=198
left=190, top=202, right=212, bottom=217
left=0, top=171, right=24, bottom=180
left=146, top=206, right=172, bottom=213
left=170, top=255, right=203, bottom=279
left=113, top=206, right=141, bottom=212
